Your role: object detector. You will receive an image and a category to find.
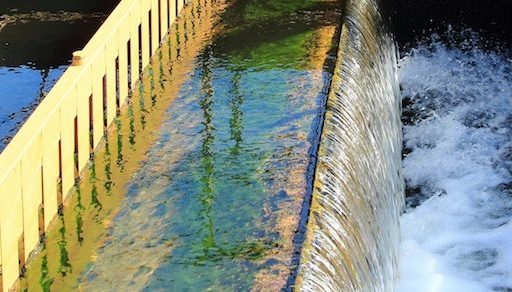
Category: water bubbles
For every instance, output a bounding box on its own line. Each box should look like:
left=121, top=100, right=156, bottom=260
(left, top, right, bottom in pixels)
left=398, top=31, right=512, bottom=291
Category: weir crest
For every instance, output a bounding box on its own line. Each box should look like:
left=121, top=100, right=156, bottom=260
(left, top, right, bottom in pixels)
left=295, top=0, right=405, bottom=290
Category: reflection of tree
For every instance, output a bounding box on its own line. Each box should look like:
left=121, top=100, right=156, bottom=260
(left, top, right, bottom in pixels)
left=196, top=1, right=202, bottom=19
left=229, top=71, right=244, bottom=155
left=139, top=74, right=147, bottom=129
left=175, top=22, right=181, bottom=58
left=151, top=60, right=157, bottom=108
left=198, top=46, right=216, bottom=255
left=184, top=16, right=189, bottom=44
left=115, top=118, right=125, bottom=171
left=167, top=35, right=173, bottom=70
left=39, top=246, right=53, bottom=292
left=182, top=47, right=271, bottom=266
left=89, top=156, right=103, bottom=213
left=128, top=96, right=136, bottom=146
left=103, top=140, right=113, bottom=195
left=74, top=184, right=85, bottom=245
left=57, top=212, right=72, bottom=276
left=190, top=0, right=196, bottom=37
left=158, top=50, right=164, bottom=94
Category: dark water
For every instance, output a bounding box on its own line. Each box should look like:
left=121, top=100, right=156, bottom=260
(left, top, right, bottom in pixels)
left=20, top=0, right=341, bottom=290
left=390, top=0, right=512, bottom=52
left=0, top=0, right=118, bottom=150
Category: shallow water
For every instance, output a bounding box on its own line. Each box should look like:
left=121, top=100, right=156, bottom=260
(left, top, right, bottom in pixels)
left=19, top=0, right=341, bottom=290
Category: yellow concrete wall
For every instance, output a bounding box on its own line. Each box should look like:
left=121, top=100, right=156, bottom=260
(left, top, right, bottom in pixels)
left=0, top=0, right=184, bottom=289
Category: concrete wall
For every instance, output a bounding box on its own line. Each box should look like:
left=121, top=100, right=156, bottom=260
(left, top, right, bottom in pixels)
left=0, top=0, right=186, bottom=290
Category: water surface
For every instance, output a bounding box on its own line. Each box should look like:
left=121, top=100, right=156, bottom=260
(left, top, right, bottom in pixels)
left=20, top=0, right=341, bottom=290
left=0, top=0, right=118, bottom=149
left=395, top=1, right=512, bottom=290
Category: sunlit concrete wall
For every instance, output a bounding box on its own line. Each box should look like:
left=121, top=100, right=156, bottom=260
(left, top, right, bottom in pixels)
left=0, top=0, right=186, bottom=289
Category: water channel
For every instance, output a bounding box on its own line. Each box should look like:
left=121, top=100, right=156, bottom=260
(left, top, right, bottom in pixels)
left=19, top=0, right=341, bottom=290
left=10, top=0, right=512, bottom=290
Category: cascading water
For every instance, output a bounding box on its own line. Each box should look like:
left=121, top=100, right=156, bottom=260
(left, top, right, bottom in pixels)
left=391, top=0, right=512, bottom=289
left=397, top=32, right=512, bottom=292
left=295, top=0, right=404, bottom=290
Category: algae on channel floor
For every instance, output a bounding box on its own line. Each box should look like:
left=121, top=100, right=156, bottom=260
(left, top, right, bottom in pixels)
left=20, top=0, right=342, bottom=290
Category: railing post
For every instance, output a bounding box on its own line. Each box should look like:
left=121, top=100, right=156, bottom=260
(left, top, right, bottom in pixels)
left=72, top=51, right=85, bottom=66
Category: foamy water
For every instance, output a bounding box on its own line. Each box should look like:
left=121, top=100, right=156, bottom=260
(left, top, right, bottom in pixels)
left=397, top=36, right=512, bottom=291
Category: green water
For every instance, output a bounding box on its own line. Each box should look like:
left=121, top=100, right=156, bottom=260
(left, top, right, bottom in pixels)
left=20, top=0, right=340, bottom=290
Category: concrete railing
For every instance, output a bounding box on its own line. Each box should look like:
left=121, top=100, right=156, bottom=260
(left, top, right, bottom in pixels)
left=0, top=0, right=186, bottom=289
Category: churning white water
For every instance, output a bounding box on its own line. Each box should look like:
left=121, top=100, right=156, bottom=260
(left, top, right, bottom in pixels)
left=397, top=35, right=512, bottom=291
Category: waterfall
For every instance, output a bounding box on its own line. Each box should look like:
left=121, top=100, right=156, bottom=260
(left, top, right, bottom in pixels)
left=295, top=0, right=404, bottom=290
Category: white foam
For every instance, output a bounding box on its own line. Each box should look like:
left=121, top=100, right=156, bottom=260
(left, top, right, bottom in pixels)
left=397, top=37, right=512, bottom=292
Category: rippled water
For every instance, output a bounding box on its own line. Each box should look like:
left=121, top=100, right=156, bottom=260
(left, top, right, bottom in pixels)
left=0, top=0, right=118, bottom=150
left=20, top=0, right=341, bottom=290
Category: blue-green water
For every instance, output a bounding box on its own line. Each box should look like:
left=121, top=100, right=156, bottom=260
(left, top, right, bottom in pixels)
left=84, top=53, right=330, bottom=291
left=20, top=0, right=340, bottom=290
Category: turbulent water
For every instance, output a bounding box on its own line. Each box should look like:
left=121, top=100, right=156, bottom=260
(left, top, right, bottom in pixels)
left=295, top=0, right=404, bottom=290
left=397, top=34, right=512, bottom=291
